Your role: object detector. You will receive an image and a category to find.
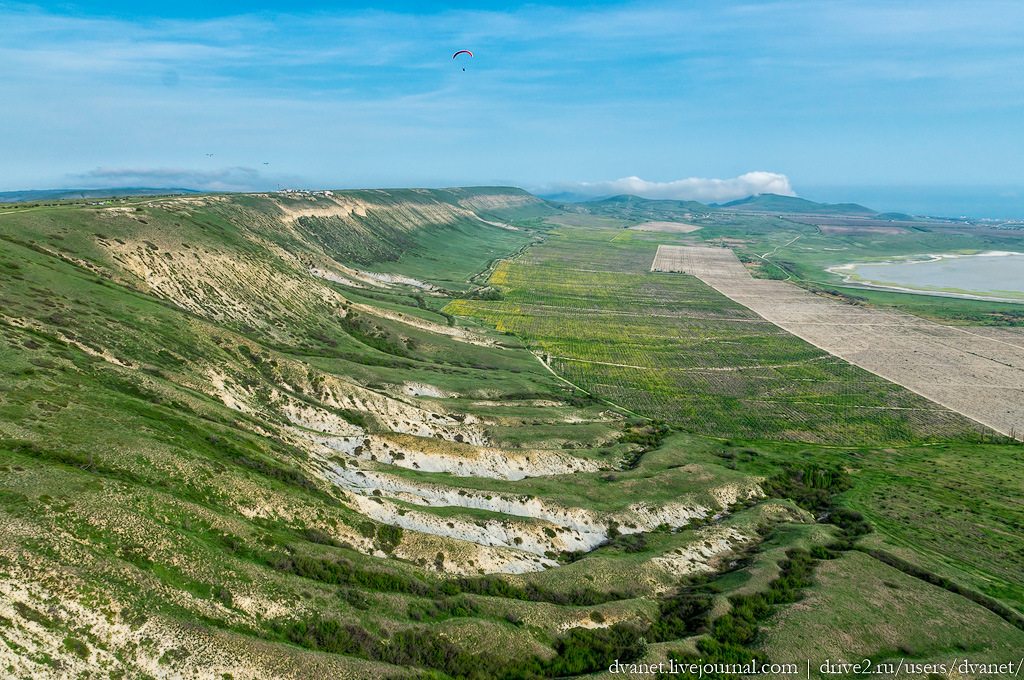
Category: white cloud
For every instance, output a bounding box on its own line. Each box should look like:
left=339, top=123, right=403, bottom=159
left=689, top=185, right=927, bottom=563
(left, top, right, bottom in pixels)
left=534, top=172, right=797, bottom=203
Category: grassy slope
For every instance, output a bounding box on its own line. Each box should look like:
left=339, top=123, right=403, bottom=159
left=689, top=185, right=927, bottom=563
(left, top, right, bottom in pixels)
left=717, top=193, right=875, bottom=214
left=724, top=438, right=1024, bottom=611
left=0, top=191, right=784, bottom=679
left=758, top=550, right=1024, bottom=676
left=0, top=191, right=611, bottom=677
left=1, top=190, right=1021, bottom=677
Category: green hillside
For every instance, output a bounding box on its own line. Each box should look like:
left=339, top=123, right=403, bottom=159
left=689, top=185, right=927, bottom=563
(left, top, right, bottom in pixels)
left=717, top=193, right=876, bottom=214
left=553, top=195, right=712, bottom=222
left=1, top=189, right=1022, bottom=678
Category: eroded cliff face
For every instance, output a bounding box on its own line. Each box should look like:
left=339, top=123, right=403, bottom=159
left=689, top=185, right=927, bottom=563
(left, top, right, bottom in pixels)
left=0, top=188, right=784, bottom=679
left=198, top=347, right=762, bottom=577
left=2, top=187, right=768, bottom=580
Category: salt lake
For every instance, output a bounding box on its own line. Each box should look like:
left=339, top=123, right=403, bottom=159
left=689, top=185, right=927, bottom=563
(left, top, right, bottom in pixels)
left=829, top=251, right=1024, bottom=301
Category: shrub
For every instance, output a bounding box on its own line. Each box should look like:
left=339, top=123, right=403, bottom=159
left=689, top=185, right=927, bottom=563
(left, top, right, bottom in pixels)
left=63, top=637, right=89, bottom=660
left=213, top=586, right=233, bottom=607
left=761, top=463, right=851, bottom=512
left=376, top=524, right=403, bottom=551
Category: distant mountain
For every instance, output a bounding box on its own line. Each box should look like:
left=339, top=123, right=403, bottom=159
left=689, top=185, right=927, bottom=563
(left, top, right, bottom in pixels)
left=541, top=192, right=715, bottom=212
left=540, top=191, right=882, bottom=217
left=550, top=194, right=714, bottom=222
left=591, top=195, right=711, bottom=212
left=0, top=187, right=200, bottom=203
left=536, top=190, right=609, bottom=203
left=715, top=193, right=876, bottom=215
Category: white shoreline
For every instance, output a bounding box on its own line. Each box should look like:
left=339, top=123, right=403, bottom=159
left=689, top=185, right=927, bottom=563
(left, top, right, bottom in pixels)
left=826, top=251, right=1024, bottom=303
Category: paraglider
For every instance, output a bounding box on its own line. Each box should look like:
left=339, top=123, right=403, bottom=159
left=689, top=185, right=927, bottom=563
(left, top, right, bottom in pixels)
left=453, top=50, right=472, bottom=71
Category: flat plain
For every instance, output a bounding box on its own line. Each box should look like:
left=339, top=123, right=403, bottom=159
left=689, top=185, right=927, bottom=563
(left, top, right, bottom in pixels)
left=653, top=245, right=1024, bottom=438
left=453, top=229, right=984, bottom=444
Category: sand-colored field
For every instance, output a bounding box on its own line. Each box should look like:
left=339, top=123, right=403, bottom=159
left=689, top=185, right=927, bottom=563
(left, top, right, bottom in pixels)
left=652, top=245, right=1024, bottom=438
left=817, top=224, right=908, bottom=235
left=629, top=220, right=702, bottom=233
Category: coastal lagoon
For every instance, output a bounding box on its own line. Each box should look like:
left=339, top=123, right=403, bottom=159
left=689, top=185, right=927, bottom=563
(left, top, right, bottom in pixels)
left=830, top=251, right=1024, bottom=301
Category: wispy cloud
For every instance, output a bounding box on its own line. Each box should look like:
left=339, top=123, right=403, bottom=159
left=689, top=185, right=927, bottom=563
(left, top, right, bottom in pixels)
left=534, top=172, right=797, bottom=203
left=2, top=1, right=1024, bottom=200
left=70, top=166, right=293, bottom=192
left=7, top=1, right=1020, bottom=97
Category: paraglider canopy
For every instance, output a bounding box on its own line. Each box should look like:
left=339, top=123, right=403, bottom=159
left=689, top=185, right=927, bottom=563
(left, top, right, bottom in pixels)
left=453, top=50, right=473, bottom=59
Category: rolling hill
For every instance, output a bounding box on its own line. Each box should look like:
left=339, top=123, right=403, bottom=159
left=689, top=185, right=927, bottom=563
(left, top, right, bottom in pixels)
left=1, top=187, right=1022, bottom=679
left=715, top=193, right=876, bottom=215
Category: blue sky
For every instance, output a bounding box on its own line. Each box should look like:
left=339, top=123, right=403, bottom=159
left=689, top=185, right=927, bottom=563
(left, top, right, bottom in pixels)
left=3, top=1, right=1024, bottom=216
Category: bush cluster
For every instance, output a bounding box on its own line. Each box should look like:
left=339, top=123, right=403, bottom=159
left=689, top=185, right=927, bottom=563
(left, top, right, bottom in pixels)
left=761, top=462, right=852, bottom=512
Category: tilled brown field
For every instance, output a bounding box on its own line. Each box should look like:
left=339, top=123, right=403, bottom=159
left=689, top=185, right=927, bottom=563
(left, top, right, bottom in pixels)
left=652, top=245, right=1024, bottom=438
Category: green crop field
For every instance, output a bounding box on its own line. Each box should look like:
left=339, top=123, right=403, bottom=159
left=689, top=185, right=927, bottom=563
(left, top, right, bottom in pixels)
left=448, top=225, right=984, bottom=444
